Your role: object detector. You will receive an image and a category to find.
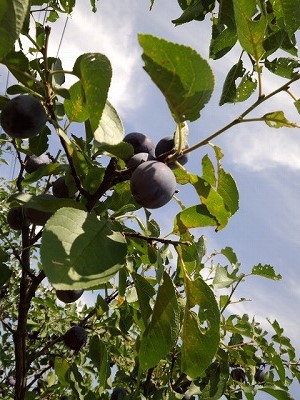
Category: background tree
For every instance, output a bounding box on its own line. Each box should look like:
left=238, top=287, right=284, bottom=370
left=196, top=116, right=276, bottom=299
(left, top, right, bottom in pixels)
left=0, top=1, right=300, bottom=399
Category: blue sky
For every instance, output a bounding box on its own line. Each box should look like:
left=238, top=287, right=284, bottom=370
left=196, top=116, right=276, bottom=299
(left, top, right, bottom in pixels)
left=1, top=1, right=300, bottom=398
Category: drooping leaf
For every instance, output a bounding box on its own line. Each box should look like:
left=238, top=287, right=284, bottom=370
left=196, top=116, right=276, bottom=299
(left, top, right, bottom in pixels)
left=236, top=73, right=257, bottom=102
left=210, top=20, right=237, bottom=60
left=219, top=60, right=244, bottom=106
left=217, top=168, right=239, bottom=215
left=54, top=357, right=70, bottom=386
left=181, top=276, right=220, bottom=378
left=132, top=272, right=156, bottom=327
left=88, top=336, right=108, bottom=388
left=251, top=264, right=282, bottom=280
left=139, top=272, right=180, bottom=370
left=172, top=0, right=215, bottom=26
left=29, top=126, right=51, bottom=156
left=202, top=154, right=216, bottom=187
left=40, top=208, right=127, bottom=289
left=93, top=101, right=125, bottom=147
left=138, top=34, right=215, bottom=122
left=0, top=0, right=29, bottom=60
left=73, top=53, right=112, bottom=132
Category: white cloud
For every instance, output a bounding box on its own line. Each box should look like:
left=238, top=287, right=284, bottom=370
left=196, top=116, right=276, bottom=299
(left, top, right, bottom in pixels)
left=47, top=2, right=143, bottom=116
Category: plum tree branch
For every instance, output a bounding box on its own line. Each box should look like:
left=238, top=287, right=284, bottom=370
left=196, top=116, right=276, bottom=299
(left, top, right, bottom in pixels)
left=123, top=231, right=192, bottom=246
left=182, top=73, right=300, bottom=156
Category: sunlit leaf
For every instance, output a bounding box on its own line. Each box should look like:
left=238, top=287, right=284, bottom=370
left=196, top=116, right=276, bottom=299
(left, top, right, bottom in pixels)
left=138, top=34, right=214, bottom=122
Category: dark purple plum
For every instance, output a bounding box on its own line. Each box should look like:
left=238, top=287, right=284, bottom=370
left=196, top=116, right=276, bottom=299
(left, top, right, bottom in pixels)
left=7, top=206, right=28, bottom=230
left=126, top=152, right=154, bottom=169
left=130, top=160, right=176, bottom=209
left=155, top=135, right=189, bottom=168
left=231, top=367, right=246, bottom=382
left=24, top=154, right=50, bottom=174
left=52, top=176, right=76, bottom=198
left=64, top=325, right=87, bottom=351
left=110, top=388, right=126, bottom=400
left=26, top=194, right=55, bottom=226
left=56, top=289, right=84, bottom=303
left=255, top=368, right=266, bottom=384
left=1, top=95, right=47, bottom=139
left=123, top=132, right=155, bottom=157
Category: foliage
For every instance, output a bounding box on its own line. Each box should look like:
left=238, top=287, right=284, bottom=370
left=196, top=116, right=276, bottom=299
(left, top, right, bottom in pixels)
left=0, top=0, right=299, bottom=399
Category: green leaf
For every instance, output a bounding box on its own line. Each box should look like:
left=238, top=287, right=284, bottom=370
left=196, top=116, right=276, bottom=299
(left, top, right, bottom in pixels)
left=181, top=276, right=220, bottom=378
left=265, top=57, right=299, bottom=78
left=232, top=0, right=267, bottom=61
left=202, top=154, right=216, bottom=187
left=213, top=266, right=236, bottom=288
left=294, top=99, right=300, bottom=114
left=173, top=205, right=217, bottom=235
left=200, top=359, right=229, bottom=400
left=217, top=168, right=239, bottom=215
left=236, top=73, right=257, bottom=102
left=264, top=111, right=298, bottom=128
left=220, top=247, right=238, bottom=265
left=138, top=34, right=215, bottom=122
left=210, top=21, right=237, bottom=60
left=189, top=174, right=231, bottom=229
left=54, top=357, right=70, bottom=386
left=73, top=53, right=112, bottom=132
left=258, top=386, right=293, bottom=400
left=219, top=60, right=244, bottom=106
left=29, top=126, right=51, bottom=156
left=22, top=162, right=61, bottom=184
left=64, top=81, right=89, bottom=123
left=132, top=272, right=156, bottom=327
left=271, top=0, right=300, bottom=36
left=88, top=336, right=108, bottom=388
left=251, top=264, right=282, bottom=280
left=93, top=101, right=125, bottom=146
left=172, top=0, right=211, bottom=26
left=0, top=0, right=29, bottom=60
left=40, top=208, right=127, bottom=289
left=139, top=272, right=180, bottom=370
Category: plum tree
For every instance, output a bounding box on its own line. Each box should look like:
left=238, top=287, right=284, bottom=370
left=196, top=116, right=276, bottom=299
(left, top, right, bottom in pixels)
left=130, top=160, right=176, bottom=208
left=123, top=132, right=155, bottom=157
left=63, top=325, right=87, bottom=352
left=26, top=194, right=55, bottom=226
left=231, top=367, right=246, bottom=382
left=155, top=135, right=189, bottom=168
left=7, top=207, right=28, bottom=230
left=55, top=289, right=84, bottom=303
left=126, top=152, right=153, bottom=168
left=110, top=388, right=126, bottom=400
left=0, top=95, right=47, bottom=139
left=24, top=154, right=51, bottom=174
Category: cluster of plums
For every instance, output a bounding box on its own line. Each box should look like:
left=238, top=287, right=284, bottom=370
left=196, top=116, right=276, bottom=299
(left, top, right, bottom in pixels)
left=124, top=131, right=188, bottom=209
left=231, top=367, right=266, bottom=384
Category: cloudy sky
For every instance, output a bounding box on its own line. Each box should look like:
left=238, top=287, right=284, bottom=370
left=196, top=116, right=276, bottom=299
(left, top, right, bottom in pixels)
left=2, top=1, right=300, bottom=398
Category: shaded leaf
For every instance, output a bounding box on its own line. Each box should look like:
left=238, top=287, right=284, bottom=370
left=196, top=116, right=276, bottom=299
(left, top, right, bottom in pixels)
left=88, top=336, right=108, bottom=388
left=41, top=208, right=127, bottom=289
left=0, top=0, right=29, bottom=60
left=139, top=272, right=180, bottom=370
left=181, top=276, right=220, bottom=378
left=265, top=57, right=299, bottom=78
